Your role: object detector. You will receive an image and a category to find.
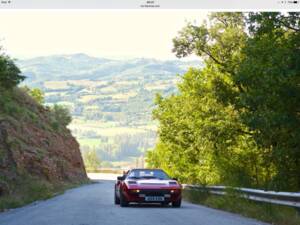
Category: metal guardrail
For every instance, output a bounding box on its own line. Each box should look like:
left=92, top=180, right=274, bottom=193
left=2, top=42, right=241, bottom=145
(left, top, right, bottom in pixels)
left=182, top=184, right=300, bottom=208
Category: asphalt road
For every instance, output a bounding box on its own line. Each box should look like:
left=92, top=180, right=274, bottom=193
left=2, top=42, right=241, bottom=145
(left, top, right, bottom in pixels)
left=0, top=174, right=269, bottom=225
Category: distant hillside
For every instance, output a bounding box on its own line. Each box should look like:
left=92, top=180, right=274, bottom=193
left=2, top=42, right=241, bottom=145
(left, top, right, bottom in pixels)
left=17, top=54, right=200, bottom=85
left=17, top=54, right=202, bottom=166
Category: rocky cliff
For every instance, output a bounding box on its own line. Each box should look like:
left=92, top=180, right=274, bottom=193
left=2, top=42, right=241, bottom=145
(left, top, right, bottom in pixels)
left=0, top=88, right=88, bottom=209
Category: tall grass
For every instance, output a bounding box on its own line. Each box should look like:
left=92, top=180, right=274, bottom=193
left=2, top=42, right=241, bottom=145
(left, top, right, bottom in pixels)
left=183, top=189, right=300, bottom=225
left=0, top=176, right=90, bottom=211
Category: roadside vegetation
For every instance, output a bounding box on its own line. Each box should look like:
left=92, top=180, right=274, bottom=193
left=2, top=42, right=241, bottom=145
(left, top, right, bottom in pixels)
left=183, top=189, right=300, bottom=225
left=147, top=12, right=300, bottom=192
left=83, top=149, right=102, bottom=171
left=0, top=176, right=87, bottom=212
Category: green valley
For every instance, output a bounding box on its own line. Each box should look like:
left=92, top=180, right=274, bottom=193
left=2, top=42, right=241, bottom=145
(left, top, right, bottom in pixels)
left=17, top=55, right=201, bottom=168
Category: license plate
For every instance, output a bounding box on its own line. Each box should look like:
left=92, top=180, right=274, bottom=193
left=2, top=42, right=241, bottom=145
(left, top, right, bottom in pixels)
left=145, top=196, right=165, bottom=202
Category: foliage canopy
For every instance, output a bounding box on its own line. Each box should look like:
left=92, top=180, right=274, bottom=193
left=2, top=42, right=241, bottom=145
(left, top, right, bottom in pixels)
left=147, top=12, right=300, bottom=191
left=0, top=53, right=25, bottom=90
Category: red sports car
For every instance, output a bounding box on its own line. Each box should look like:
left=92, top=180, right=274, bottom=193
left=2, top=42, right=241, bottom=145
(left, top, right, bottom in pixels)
left=114, top=168, right=182, bottom=207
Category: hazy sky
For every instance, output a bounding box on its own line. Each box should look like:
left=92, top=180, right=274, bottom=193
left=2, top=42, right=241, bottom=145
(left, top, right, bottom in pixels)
left=0, top=10, right=206, bottom=60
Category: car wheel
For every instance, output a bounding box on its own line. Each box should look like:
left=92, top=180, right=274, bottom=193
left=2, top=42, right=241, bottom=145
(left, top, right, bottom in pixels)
left=120, top=191, right=129, bottom=207
left=114, top=186, right=120, bottom=205
left=172, top=198, right=181, bottom=208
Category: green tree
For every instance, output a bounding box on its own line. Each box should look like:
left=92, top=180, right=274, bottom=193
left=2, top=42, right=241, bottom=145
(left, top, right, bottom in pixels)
left=83, top=149, right=101, bottom=171
left=29, top=88, right=45, bottom=105
left=20, top=86, right=45, bottom=105
left=233, top=12, right=300, bottom=190
left=147, top=12, right=300, bottom=191
left=147, top=13, right=258, bottom=186
left=0, top=53, right=25, bottom=90
left=51, top=104, right=72, bottom=127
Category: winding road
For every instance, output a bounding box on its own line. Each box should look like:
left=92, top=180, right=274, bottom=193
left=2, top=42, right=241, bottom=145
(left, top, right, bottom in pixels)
left=0, top=173, right=269, bottom=225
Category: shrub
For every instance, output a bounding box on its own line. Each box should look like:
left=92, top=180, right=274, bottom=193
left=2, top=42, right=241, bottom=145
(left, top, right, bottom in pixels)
left=50, top=104, right=72, bottom=130
left=20, top=86, right=45, bottom=105
left=83, top=149, right=101, bottom=171
left=0, top=54, right=25, bottom=89
left=29, top=88, right=45, bottom=105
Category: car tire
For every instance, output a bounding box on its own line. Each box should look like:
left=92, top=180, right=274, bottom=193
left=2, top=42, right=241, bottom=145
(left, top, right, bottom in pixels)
left=172, top=198, right=181, bottom=208
left=114, top=186, right=120, bottom=205
left=120, top=191, right=129, bottom=207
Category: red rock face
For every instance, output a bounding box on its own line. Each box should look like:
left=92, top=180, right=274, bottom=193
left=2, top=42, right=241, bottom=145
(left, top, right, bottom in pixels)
left=0, top=103, right=88, bottom=195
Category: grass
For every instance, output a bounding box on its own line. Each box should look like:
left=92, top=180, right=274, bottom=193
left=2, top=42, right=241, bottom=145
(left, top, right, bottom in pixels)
left=111, top=91, right=137, bottom=100
left=44, top=81, right=70, bottom=90
left=71, top=122, right=151, bottom=139
left=78, top=138, right=102, bottom=148
left=79, top=95, right=102, bottom=103
left=183, top=189, right=300, bottom=225
left=0, top=176, right=90, bottom=212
